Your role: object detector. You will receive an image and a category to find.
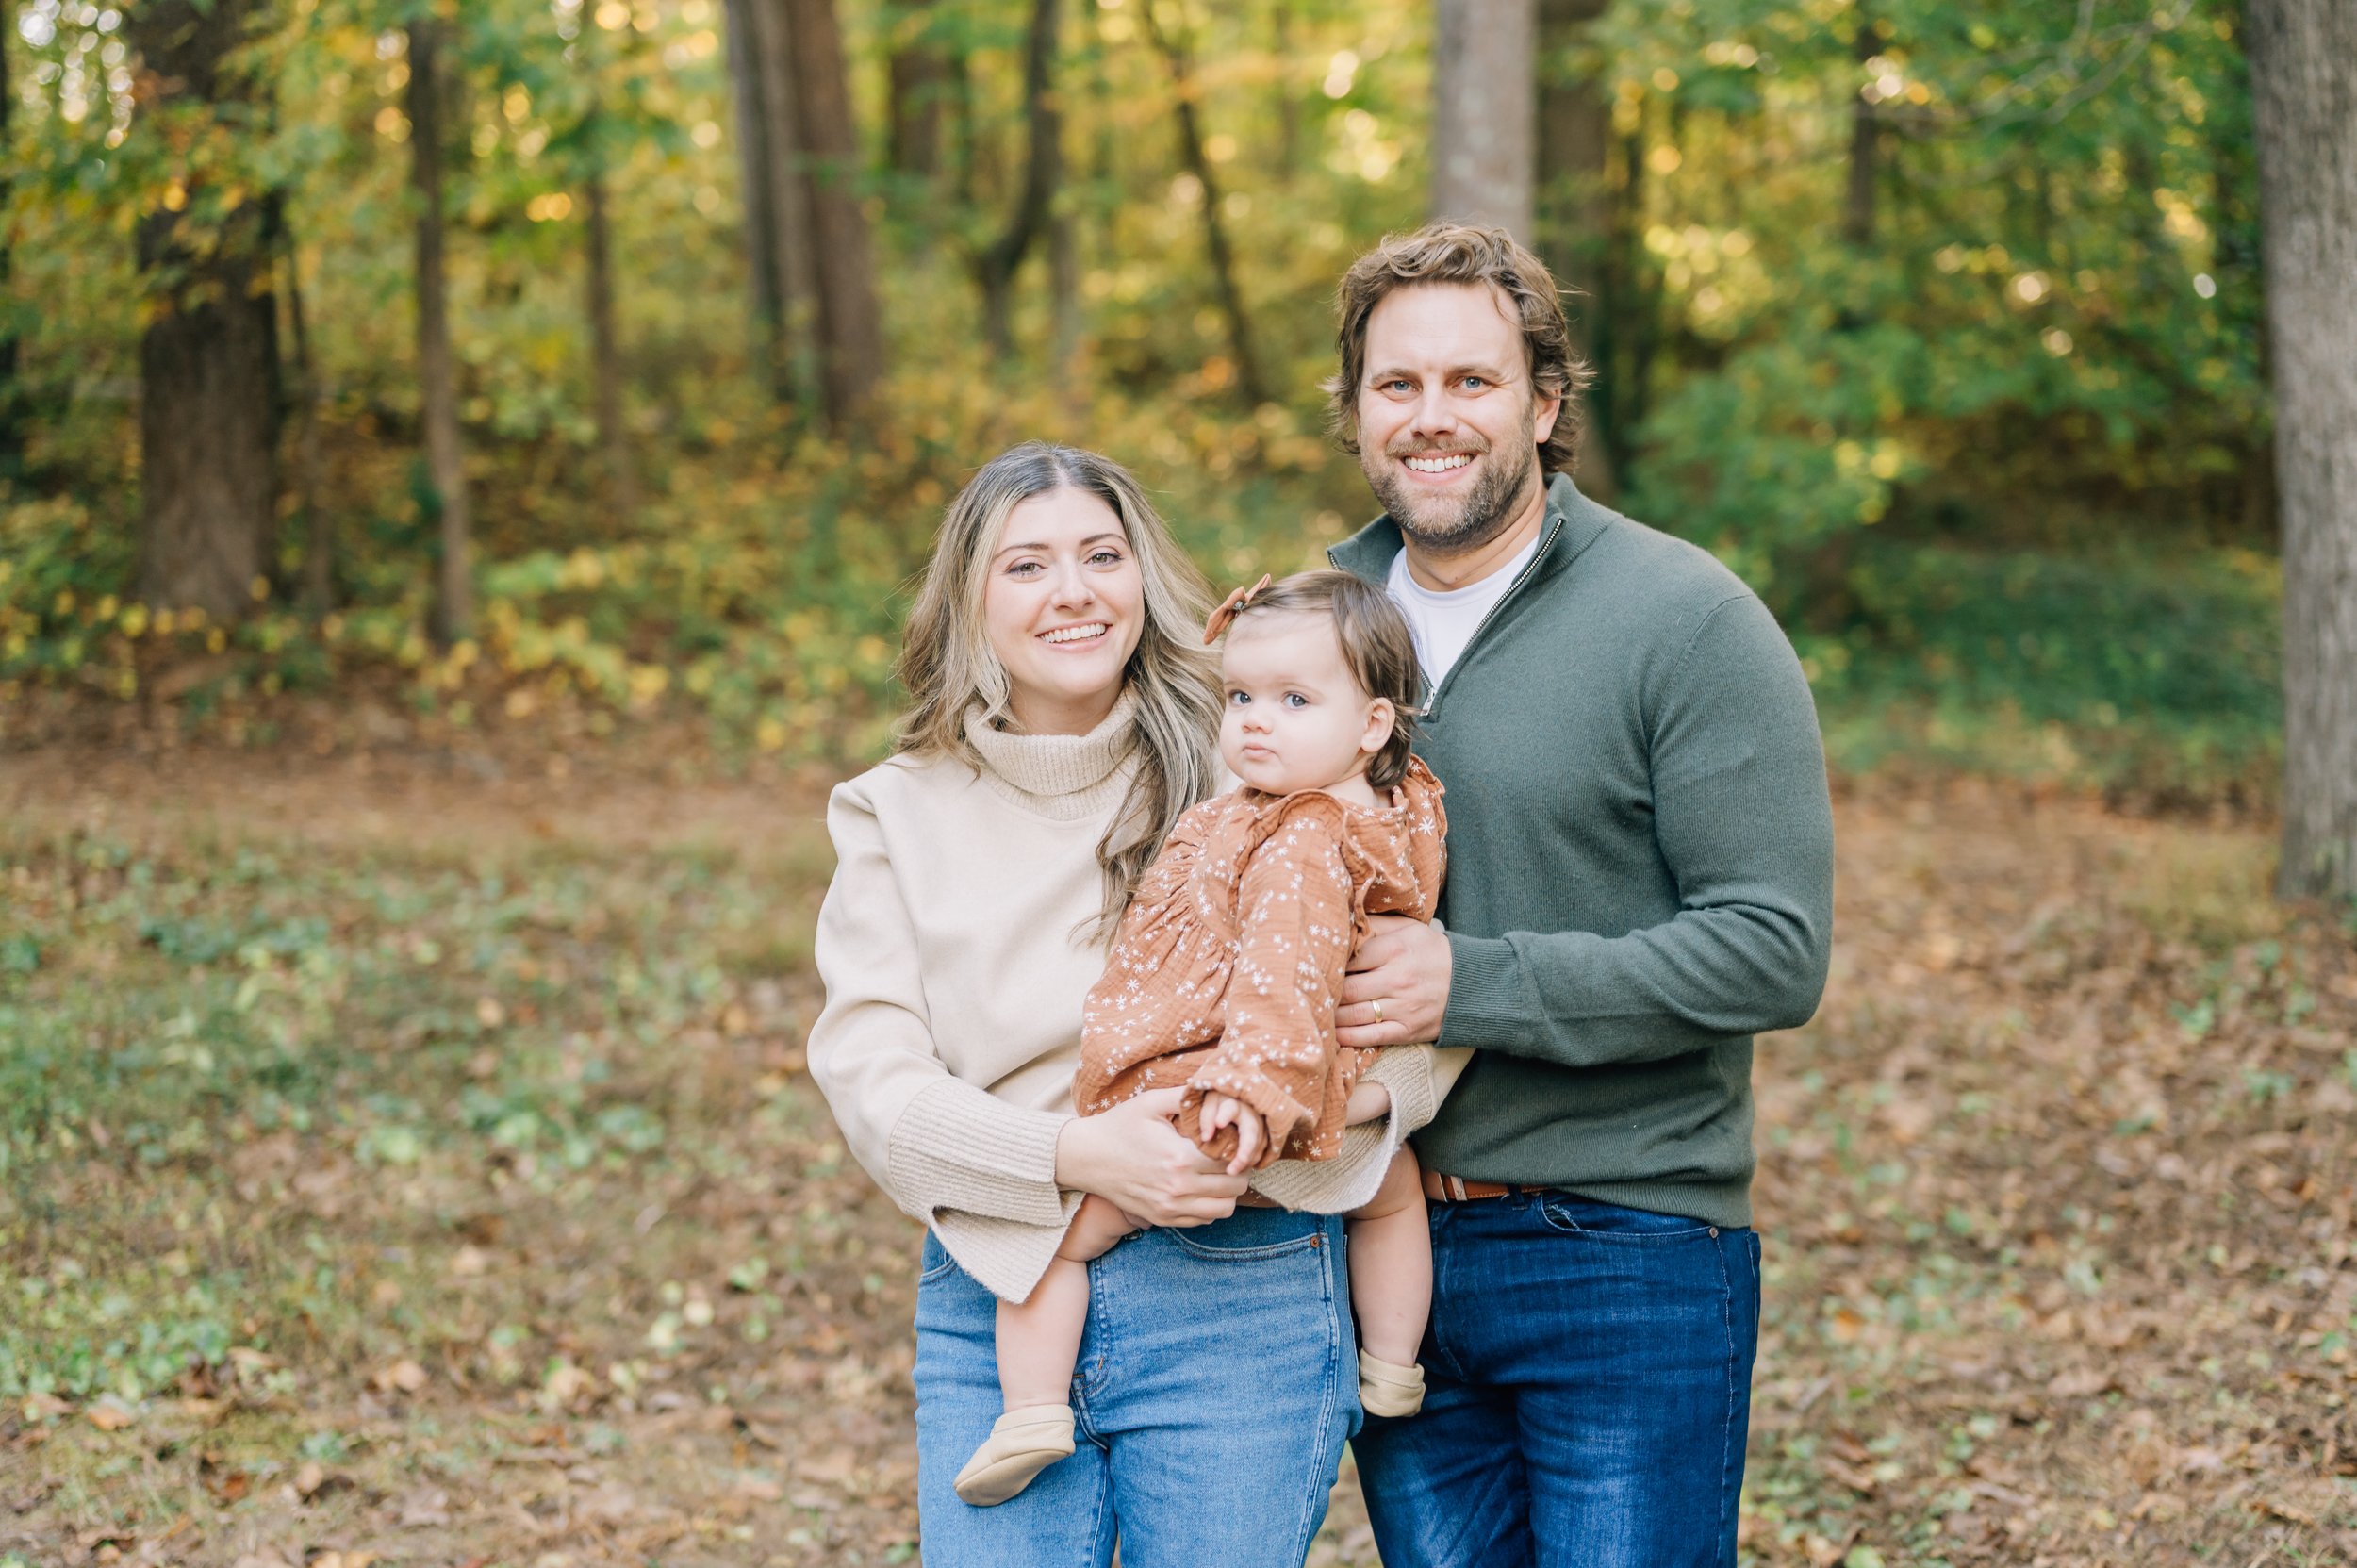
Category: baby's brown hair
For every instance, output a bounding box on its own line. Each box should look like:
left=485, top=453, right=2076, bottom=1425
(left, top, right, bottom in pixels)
left=1227, top=569, right=1424, bottom=790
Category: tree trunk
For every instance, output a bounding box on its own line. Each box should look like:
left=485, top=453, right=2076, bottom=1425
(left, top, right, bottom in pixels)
left=1144, top=7, right=1266, bottom=407
left=1431, top=0, right=1535, bottom=239
left=737, top=0, right=819, bottom=404
left=1271, top=0, right=1297, bottom=181
left=724, top=0, right=790, bottom=398
left=284, top=234, right=333, bottom=616
left=409, top=18, right=471, bottom=644
left=887, top=0, right=947, bottom=177
left=1050, top=204, right=1082, bottom=391
left=972, top=0, right=1062, bottom=359
left=0, top=0, right=20, bottom=487
left=584, top=160, right=635, bottom=519
left=1536, top=0, right=1612, bottom=497
left=126, top=0, right=279, bottom=619
left=2249, top=0, right=2357, bottom=901
left=1844, top=11, right=1879, bottom=247
left=783, top=0, right=885, bottom=425
left=1591, top=108, right=1658, bottom=490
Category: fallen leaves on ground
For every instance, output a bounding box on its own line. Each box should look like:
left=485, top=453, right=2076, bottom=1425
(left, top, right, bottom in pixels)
left=0, top=751, right=2349, bottom=1567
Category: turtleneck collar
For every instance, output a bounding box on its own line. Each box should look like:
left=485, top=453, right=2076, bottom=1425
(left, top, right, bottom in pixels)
left=963, top=688, right=1138, bottom=821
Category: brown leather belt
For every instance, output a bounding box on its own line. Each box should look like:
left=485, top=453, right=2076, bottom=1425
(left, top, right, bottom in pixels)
left=1421, top=1170, right=1558, bottom=1202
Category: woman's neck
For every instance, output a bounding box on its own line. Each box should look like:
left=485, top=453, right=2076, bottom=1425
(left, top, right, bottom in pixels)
left=1007, top=685, right=1122, bottom=737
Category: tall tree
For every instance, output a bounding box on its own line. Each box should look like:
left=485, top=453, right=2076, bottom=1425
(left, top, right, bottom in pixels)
left=582, top=154, right=635, bottom=518
left=971, top=0, right=1061, bottom=359
left=885, top=0, right=949, bottom=178
left=408, top=15, right=471, bottom=643
left=724, top=0, right=790, bottom=398
left=1843, top=8, right=1880, bottom=247
left=1536, top=0, right=1612, bottom=496
left=1430, top=0, right=1535, bottom=239
left=783, top=0, right=885, bottom=423
left=0, top=0, right=20, bottom=487
left=730, top=0, right=819, bottom=404
left=1142, top=2, right=1265, bottom=407
left=2248, top=0, right=2357, bottom=901
left=284, top=234, right=333, bottom=615
left=126, top=0, right=281, bottom=619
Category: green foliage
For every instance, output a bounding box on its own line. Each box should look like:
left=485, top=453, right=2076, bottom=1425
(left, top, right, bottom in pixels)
left=0, top=0, right=2282, bottom=796
left=1805, top=537, right=2279, bottom=801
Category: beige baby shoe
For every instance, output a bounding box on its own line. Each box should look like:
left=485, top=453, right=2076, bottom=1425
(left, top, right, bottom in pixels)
left=1358, top=1350, right=1426, bottom=1418
left=953, top=1405, right=1078, bottom=1506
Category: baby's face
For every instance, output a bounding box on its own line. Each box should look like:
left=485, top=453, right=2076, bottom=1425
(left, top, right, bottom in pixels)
left=1218, top=612, right=1392, bottom=796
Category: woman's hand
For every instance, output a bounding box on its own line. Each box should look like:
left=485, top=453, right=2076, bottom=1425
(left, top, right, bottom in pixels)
left=1342, top=1081, right=1392, bottom=1126
left=1055, top=1088, right=1247, bottom=1228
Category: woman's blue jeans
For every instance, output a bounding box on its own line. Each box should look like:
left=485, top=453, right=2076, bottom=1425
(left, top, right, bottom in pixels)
left=913, top=1206, right=1360, bottom=1567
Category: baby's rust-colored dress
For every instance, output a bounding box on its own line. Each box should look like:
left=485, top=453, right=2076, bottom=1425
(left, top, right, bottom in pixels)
left=1073, top=757, right=1446, bottom=1165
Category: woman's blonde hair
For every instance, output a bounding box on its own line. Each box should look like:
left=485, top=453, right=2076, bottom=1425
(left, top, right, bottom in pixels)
left=895, top=442, right=1224, bottom=936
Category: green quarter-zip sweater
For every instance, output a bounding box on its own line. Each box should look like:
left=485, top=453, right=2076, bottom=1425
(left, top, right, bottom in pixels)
left=1331, top=472, right=1836, bottom=1229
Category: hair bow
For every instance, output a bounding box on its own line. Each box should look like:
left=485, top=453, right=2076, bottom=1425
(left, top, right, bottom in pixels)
left=1203, top=573, right=1274, bottom=645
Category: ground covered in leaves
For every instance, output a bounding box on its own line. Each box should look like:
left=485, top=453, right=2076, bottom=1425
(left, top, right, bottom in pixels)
left=1, top=737, right=2350, bottom=1568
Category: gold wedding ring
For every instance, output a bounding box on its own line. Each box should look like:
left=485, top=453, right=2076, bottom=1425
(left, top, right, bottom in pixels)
left=1371, top=999, right=1386, bottom=1026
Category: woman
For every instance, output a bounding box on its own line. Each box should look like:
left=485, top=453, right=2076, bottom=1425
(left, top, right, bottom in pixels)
left=806, top=443, right=1444, bottom=1566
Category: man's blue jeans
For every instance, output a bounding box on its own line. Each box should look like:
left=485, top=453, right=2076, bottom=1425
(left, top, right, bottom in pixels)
left=1353, top=1192, right=1762, bottom=1568
left=912, top=1207, right=1360, bottom=1567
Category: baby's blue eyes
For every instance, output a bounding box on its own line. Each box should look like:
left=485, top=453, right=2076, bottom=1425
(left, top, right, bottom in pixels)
left=1228, top=691, right=1310, bottom=708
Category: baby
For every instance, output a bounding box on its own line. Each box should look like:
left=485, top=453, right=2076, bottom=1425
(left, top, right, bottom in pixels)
left=955, top=569, right=1444, bottom=1507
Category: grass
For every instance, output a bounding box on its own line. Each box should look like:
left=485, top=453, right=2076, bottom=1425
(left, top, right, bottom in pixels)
left=1806, top=540, right=2283, bottom=811
left=0, top=748, right=2351, bottom=1567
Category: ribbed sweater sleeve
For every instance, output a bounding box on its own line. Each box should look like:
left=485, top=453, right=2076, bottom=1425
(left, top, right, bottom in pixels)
left=806, top=779, right=1080, bottom=1302
left=1439, top=592, right=1836, bottom=1065
left=1249, top=1042, right=1456, bottom=1213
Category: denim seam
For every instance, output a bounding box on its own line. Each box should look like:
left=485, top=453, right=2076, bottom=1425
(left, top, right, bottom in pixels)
left=1163, top=1230, right=1325, bottom=1263
left=1713, top=1229, right=1742, bottom=1568
left=1076, top=1247, right=1116, bottom=1403
left=1426, top=1205, right=1472, bottom=1385
left=1289, top=1222, right=1345, bottom=1564
left=1080, top=1424, right=1114, bottom=1568
left=1536, top=1197, right=1715, bottom=1242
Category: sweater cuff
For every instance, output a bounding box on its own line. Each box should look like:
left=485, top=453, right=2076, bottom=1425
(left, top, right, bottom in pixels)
left=1441, top=932, right=1530, bottom=1050
left=1360, top=1046, right=1439, bottom=1137
left=886, top=1078, right=1073, bottom=1230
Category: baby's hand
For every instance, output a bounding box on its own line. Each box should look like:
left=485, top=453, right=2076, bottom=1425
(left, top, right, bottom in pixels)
left=1197, top=1093, right=1271, bottom=1175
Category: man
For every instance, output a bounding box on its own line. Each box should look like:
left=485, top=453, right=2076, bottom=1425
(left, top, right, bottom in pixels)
left=1328, top=223, right=1836, bottom=1567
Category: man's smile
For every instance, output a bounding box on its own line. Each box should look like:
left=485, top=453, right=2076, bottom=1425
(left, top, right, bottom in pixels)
left=1402, top=454, right=1475, bottom=476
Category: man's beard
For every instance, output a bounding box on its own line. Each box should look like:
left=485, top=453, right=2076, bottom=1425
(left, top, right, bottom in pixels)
left=1361, top=430, right=1541, bottom=559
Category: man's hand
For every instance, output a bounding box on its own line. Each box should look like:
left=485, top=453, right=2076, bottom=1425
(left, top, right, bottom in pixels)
left=1335, top=915, right=1451, bottom=1048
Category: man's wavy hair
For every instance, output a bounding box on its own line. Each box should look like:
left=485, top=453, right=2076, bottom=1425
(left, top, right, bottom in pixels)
left=1326, top=223, right=1595, bottom=478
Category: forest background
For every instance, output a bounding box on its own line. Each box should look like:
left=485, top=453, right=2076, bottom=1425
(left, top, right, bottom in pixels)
left=7, top=2, right=2356, bottom=1567
left=0, top=0, right=2287, bottom=803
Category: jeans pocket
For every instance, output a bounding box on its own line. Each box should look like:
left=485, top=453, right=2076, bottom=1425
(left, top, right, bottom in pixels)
left=917, top=1236, right=961, bottom=1285
left=1165, top=1228, right=1326, bottom=1263
left=1537, top=1195, right=1718, bottom=1241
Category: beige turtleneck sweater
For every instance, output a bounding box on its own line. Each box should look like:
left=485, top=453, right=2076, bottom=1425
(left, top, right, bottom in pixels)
left=806, top=693, right=1452, bottom=1303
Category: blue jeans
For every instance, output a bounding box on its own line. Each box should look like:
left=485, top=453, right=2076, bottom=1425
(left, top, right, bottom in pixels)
left=913, top=1206, right=1360, bottom=1567
left=1353, top=1192, right=1762, bottom=1568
